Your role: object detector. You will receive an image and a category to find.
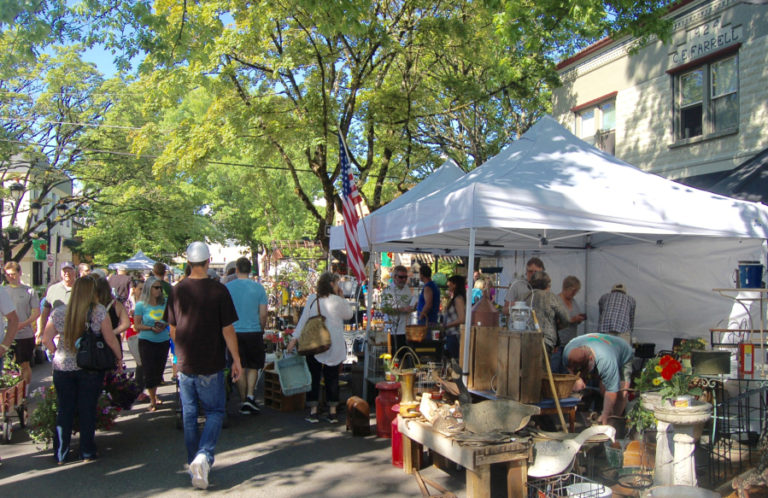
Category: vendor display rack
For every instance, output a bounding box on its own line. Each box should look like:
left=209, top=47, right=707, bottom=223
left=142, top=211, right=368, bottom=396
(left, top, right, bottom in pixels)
left=700, top=380, right=767, bottom=487
left=712, top=288, right=768, bottom=378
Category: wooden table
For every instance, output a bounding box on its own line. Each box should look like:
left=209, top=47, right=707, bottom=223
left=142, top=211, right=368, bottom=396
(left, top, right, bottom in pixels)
left=397, top=417, right=532, bottom=498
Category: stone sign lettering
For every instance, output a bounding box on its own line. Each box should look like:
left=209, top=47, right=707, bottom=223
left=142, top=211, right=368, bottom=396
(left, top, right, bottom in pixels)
left=669, top=19, right=742, bottom=66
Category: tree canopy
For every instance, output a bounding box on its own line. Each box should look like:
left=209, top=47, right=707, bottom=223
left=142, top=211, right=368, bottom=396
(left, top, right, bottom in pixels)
left=1, top=0, right=674, bottom=262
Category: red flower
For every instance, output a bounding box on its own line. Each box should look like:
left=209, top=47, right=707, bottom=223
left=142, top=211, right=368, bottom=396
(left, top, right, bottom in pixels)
left=661, top=358, right=682, bottom=381
left=659, top=355, right=674, bottom=367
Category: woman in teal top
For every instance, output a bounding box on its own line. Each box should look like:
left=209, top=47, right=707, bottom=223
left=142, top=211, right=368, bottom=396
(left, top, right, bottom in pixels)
left=134, top=277, right=169, bottom=411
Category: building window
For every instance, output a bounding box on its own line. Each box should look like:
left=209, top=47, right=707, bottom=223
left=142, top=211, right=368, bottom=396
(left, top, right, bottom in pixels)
left=676, top=55, right=738, bottom=140
left=577, top=100, right=616, bottom=155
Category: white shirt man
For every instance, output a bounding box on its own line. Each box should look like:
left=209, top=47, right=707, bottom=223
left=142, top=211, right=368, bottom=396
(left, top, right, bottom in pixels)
left=381, top=265, right=413, bottom=351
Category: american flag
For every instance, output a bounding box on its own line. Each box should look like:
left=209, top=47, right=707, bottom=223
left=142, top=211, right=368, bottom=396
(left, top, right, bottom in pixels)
left=339, top=133, right=365, bottom=281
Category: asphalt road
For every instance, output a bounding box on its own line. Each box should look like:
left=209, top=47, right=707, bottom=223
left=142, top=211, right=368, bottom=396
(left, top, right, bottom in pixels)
left=0, top=351, right=466, bottom=497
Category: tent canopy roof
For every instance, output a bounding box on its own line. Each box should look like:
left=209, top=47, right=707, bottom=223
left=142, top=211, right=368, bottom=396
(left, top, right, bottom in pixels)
left=369, top=117, right=768, bottom=255
left=108, top=251, right=163, bottom=271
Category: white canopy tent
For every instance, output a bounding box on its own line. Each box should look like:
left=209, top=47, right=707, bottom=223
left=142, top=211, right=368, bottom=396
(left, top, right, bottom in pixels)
left=363, top=117, right=768, bottom=363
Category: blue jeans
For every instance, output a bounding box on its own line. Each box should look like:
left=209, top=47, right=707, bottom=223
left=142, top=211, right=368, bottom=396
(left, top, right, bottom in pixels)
left=178, top=370, right=226, bottom=465
left=53, top=369, right=104, bottom=462
left=444, top=335, right=460, bottom=360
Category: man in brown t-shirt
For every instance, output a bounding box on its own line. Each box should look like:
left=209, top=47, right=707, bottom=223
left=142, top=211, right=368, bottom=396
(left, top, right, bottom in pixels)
left=166, top=241, right=241, bottom=490
left=108, top=266, right=132, bottom=303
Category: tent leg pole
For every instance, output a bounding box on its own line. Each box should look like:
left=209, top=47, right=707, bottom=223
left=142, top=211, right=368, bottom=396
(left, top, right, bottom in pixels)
left=367, top=251, right=375, bottom=334
left=462, top=228, right=476, bottom=387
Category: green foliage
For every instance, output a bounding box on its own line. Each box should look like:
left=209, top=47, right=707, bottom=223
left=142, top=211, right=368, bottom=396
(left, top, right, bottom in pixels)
left=27, top=385, right=121, bottom=448
left=27, top=385, right=57, bottom=448
left=626, top=400, right=656, bottom=433
left=2, top=0, right=675, bottom=260
left=674, top=338, right=707, bottom=355
left=0, top=354, right=22, bottom=388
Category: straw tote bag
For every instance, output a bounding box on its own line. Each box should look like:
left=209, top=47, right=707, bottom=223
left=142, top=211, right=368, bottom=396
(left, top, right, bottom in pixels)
left=298, top=297, right=332, bottom=356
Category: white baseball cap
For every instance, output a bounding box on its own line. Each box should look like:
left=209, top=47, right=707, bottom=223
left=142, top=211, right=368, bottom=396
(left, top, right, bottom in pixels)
left=186, top=241, right=210, bottom=263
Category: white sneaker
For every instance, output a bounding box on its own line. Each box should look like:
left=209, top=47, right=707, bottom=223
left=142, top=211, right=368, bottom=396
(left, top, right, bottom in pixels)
left=189, top=453, right=210, bottom=489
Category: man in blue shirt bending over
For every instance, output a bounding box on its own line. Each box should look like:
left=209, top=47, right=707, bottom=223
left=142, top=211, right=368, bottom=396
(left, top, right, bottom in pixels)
left=563, top=333, right=634, bottom=425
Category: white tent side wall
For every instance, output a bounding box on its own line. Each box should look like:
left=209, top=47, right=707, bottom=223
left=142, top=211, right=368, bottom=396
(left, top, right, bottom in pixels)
left=497, top=237, right=764, bottom=351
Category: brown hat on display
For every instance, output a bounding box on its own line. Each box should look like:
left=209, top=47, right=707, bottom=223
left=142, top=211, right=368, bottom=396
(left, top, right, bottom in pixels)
left=612, top=283, right=626, bottom=293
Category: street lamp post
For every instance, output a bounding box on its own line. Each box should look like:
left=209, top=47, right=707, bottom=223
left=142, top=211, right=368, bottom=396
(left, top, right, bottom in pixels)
left=0, top=182, right=26, bottom=264
left=40, top=201, right=68, bottom=285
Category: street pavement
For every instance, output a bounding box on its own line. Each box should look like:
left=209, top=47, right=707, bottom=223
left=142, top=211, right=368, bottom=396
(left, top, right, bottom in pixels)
left=0, top=351, right=467, bottom=497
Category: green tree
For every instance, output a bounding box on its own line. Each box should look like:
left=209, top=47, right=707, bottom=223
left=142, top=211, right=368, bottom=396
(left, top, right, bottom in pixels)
left=123, top=0, right=672, bottom=248
left=1, top=46, right=109, bottom=263
left=74, top=77, right=215, bottom=265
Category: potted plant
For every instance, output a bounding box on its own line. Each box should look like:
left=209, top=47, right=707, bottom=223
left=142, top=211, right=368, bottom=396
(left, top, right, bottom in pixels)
left=27, top=386, right=57, bottom=448
left=628, top=353, right=706, bottom=434
left=641, top=354, right=703, bottom=405
left=27, top=385, right=122, bottom=448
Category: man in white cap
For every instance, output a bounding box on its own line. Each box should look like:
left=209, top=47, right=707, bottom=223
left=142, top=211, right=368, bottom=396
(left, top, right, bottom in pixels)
left=37, top=261, right=76, bottom=339
left=165, top=241, right=242, bottom=490
left=597, top=283, right=636, bottom=344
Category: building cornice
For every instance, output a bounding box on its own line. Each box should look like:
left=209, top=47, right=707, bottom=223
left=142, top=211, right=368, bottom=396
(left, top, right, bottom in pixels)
left=557, top=0, right=738, bottom=81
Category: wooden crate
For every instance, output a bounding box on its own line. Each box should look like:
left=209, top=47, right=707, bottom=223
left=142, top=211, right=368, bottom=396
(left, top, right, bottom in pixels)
left=496, top=331, right=543, bottom=403
left=263, top=367, right=306, bottom=412
left=459, top=326, right=501, bottom=391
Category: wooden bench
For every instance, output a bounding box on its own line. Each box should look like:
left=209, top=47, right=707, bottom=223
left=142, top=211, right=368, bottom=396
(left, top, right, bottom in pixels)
left=398, top=417, right=532, bottom=498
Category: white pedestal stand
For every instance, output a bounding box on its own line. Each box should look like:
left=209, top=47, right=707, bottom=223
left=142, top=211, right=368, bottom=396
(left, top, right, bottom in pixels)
left=652, top=401, right=712, bottom=487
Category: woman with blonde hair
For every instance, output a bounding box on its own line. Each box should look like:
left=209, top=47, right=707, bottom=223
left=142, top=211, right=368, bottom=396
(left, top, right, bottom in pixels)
left=42, top=276, right=122, bottom=464
left=134, top=276, right=170, bottom=411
